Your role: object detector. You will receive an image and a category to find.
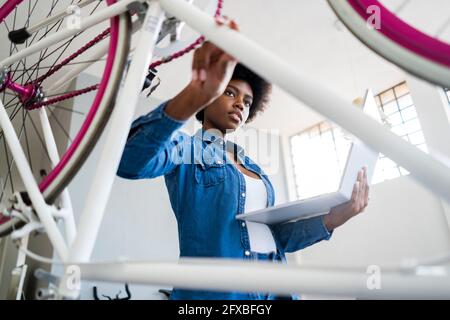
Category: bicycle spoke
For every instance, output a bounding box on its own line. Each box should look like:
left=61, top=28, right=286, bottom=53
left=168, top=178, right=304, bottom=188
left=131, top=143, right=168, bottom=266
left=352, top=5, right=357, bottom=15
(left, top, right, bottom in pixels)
left=3, top=95, right=17, bottom=105
left=27, top=114, right=52, bottom=164
left=12, top=0, right=70, bottom=84
left=14, top=33, right=75, bottom=84
left=36, top=34, right=79, bottom=85
left=7, top=104, right=24, bottom=124
left=12, top=58, right=107, bottom=72
left=33, top=0, right=66, bottom=81
left=0, top=128, right=14, bottom=201
left=50, top=104, right=85, bottom=116
left=0, top=138, right=14, bottom=203
left=47, top=106, right=72, bottom=143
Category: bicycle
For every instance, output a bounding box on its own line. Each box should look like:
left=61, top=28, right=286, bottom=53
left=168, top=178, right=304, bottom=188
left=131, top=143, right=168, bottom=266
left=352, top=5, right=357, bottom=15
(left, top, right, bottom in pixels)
left=0, top=0, right=449, bottom=299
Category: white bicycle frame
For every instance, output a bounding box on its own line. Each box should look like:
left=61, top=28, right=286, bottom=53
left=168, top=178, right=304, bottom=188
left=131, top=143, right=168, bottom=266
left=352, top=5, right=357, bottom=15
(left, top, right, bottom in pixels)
left=1, top=0, right=450, bottom=299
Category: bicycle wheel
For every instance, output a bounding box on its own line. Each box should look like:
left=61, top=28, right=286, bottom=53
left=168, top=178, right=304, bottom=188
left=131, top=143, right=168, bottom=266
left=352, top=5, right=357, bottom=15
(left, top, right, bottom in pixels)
left=328, top=0, right=450, bottom=88
left=0, top=0, right=131, bottom=236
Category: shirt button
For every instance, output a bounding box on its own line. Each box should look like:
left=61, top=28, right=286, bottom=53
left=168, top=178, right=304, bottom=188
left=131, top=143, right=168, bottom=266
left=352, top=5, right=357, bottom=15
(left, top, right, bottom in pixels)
left=241, top=193, right=246, bottom=197
left=245, top=250, right=251, bottom=256
left=241, top=222, right=246, bottom=227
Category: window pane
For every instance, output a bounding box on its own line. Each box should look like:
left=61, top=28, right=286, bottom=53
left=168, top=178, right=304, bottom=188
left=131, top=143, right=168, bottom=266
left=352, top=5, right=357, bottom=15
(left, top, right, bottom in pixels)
left=384, top=166, right=401, bottom=180
left=417, top=143, right=428, bottom=153
left=372, top=163, right=384, bottom=184
left=403, top=118, right=421, bottom=134
left=397, top=94, right=414, bottom=109
left=408, top=131, right=425, bottom=145
left=394, top=82, right=409, bottom=97
left=382, top=100, right=399, bottom=115
left=392, top=124, right=407, bottom=136
left=380, top=89, right=395, bottom=104
left=376, top=95, right=382, bottom=107
left=379, top=157, right=397, bottom=168
left=399, top=167, right=410, bottom=175
left=320, top=122, right=332, bottom=132
left=291, top=122, right=352, bottom=199
left=401, top=106, right=417, bottom=121
left=309, top=126, right=320, bottom=137
left=387, top=112, right=403, bottom=126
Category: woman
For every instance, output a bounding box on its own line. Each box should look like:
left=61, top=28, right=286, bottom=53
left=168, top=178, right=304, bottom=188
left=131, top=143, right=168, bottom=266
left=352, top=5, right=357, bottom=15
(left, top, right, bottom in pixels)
left=117, top=18, right=369, bottom=300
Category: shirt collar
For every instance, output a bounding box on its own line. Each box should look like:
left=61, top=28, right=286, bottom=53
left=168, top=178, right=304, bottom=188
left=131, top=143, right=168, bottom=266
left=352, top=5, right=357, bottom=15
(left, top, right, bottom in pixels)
left=194, top=128, right=246, bottom=164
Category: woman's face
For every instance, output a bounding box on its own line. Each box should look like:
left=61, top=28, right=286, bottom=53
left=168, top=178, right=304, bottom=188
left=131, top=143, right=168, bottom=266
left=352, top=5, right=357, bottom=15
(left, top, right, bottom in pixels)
left=203, top=79, right=253, bottom=133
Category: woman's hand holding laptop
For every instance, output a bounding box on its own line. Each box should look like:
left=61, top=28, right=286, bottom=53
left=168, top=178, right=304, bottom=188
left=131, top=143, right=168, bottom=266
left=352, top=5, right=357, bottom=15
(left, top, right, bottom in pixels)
left=323, top=167, right=369, bottom=232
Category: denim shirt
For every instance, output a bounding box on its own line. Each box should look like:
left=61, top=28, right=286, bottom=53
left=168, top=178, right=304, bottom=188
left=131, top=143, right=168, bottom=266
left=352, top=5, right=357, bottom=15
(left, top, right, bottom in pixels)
left=117, top=101, right=333, bottom=300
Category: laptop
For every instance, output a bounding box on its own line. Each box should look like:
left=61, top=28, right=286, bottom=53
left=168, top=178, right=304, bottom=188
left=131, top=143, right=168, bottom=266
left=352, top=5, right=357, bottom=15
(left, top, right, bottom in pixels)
left=236, top=89, right=381, bottom=225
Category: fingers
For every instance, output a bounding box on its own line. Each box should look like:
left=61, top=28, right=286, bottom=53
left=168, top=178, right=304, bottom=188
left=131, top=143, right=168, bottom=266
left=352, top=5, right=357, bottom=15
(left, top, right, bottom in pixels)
left=215, top=15, right=240, bottom=31
left=192, top=41, right=212, bottom=82
left=362, top=167, right=370, bottom=209
left=350, top=168, right=370, bottom=215
left=350, top=177, right=360, bottom=214
left=358, top=168, right=365, bottom=211
left=215, top=15, right=226, bottom=25
left=354, top=167, right=370, bottom=214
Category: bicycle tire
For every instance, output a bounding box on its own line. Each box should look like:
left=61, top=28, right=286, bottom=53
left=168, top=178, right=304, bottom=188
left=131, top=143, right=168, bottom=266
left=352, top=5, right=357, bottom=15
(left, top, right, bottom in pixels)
left=0, top=0, right=131, bottom=237
left=328, top=0, right=450, bottom=88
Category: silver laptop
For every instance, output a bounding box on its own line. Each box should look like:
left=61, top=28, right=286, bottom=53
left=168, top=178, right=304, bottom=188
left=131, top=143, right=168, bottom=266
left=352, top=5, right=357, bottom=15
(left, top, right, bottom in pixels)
left=236, top=89, right=381, bottom=225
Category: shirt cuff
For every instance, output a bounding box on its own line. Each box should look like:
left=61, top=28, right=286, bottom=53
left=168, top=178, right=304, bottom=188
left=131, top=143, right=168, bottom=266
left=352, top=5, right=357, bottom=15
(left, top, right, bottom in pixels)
left=319, top=214, right=333, bottom=240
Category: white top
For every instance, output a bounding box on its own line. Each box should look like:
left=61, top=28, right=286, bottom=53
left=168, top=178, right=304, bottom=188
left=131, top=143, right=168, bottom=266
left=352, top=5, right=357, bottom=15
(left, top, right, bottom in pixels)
left=243, top=174, right=277, bottom=254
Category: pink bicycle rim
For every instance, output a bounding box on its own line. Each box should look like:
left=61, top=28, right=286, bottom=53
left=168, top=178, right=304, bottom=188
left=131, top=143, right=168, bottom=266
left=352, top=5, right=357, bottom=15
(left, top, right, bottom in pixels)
left=38, top=0, right=119, bottom=193
left=347, top=0, right=450, bottom=68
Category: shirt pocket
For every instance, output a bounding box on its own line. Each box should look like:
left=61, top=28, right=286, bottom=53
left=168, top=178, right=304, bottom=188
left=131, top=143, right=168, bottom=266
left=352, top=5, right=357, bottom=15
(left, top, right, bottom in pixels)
left=194, top=162, right=226, bottom=186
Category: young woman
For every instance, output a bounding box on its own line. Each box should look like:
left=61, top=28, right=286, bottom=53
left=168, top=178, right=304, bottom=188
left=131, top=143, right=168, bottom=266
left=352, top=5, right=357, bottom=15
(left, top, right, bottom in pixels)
left=117, top=18, right=369, bottom=300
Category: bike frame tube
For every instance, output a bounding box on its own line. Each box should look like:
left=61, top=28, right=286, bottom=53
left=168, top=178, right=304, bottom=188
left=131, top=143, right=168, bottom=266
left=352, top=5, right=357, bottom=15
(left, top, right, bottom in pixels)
left=0, top=0, right=140, bottom=68
left=78, top=259, right=450, bottom=299
left=159, top=0, right=450, bottom=203
left=38, top=108, right=76, bottom=247
left=0, top=100, right=68, bottom=261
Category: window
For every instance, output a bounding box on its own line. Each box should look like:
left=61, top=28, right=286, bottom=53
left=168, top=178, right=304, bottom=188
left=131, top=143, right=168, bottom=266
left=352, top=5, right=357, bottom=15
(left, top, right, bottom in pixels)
left=290, top=122, right=351, bottom=200
left=290, top=82, right=427, bottom=200
left=372, top=82, right=427, bottom=183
